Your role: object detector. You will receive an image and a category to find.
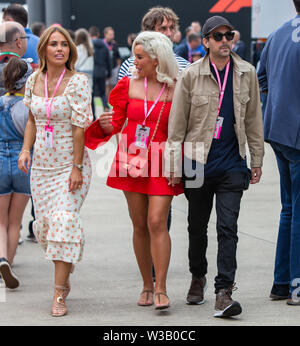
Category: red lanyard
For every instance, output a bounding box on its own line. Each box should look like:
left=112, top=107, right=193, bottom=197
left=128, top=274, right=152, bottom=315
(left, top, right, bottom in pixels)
left=211, top=60, right=230, bottom=118
left=45, top=68, right=66, bottom=127
left=143, top=77, right=166, bottom=126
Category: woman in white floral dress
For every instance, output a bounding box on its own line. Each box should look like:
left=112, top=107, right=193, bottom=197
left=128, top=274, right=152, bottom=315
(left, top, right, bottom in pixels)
left=18, top=25, right=93, bottom=317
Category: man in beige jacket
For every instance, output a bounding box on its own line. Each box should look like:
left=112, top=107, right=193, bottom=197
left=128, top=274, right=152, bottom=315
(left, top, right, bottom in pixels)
left=165, top=16, right=264, bottom=318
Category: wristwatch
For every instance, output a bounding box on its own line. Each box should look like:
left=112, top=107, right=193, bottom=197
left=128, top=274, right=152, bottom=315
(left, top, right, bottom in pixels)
left=73, top=163, right=83, bottom=171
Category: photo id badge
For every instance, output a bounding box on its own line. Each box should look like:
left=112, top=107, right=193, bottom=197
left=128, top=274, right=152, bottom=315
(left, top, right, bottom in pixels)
left=213, top=116, right=224, bottom=140
left=134, top=125, right=150, bottom=149
left=44, top=125, right=53, bottom=148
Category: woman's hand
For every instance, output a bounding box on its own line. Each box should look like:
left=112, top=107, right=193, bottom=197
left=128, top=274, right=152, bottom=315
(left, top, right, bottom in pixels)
left=99, top=111, right=114, bottom=134
left=18, top=151, right=31, bottom=174
left=68, top=166, right=83, bottom=192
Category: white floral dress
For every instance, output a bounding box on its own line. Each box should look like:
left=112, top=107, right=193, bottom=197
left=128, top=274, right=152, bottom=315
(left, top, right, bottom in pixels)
left=24, top=71, right=93, bottom=263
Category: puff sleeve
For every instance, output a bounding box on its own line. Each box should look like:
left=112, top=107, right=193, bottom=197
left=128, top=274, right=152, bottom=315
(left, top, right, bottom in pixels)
left=84, top=76, right=129, bottom=150
left=23, top=71, right=38, bottom=109
left=66, top=73, right=93, bottom=128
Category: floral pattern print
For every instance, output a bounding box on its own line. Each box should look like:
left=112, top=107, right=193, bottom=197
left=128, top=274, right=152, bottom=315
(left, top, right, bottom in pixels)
left=24, top=72, right=93, bottom=263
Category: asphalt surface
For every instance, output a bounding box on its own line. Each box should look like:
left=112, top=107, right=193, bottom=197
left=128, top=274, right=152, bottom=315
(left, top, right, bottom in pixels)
left=1, top=138, right=298, bottom=327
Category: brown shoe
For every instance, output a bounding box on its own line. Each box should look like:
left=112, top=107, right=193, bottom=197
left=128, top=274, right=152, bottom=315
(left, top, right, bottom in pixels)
left=214, top=284, right=242, bottom=318
left=186, top=276, right=207, bottom=305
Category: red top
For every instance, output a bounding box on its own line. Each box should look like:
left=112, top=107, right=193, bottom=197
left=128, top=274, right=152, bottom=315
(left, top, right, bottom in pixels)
left=85, top=77, right=183, bottom=196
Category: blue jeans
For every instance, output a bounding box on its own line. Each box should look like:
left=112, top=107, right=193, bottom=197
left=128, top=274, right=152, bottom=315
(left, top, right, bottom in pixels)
left=0, top=141, right=31, bottom=196
left=270, top=141, right=300, bottom=292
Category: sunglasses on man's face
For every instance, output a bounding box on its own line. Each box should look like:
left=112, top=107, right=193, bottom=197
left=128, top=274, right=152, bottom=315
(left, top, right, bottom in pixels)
left=209, top=31, right=235, bottom=42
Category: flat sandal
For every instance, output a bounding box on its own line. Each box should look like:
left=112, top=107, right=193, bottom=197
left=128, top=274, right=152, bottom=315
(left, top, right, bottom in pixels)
left=154, top=291, right=170, bottom=310
left=137, top=290, right=154, bottom=306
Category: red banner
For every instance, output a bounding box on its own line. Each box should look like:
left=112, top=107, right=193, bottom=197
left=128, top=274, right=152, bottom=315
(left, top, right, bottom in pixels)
left=209, top=0, right=252, bottom=13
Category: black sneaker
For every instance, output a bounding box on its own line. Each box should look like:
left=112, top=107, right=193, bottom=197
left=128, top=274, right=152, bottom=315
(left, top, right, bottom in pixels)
left=214, top=284, right=242, bottom=318
left=26, top=233, right=37, bottom=243
left=0, top=258, right=19, bottom=289
left=186, top=275, right=207, bottom=305
left=270, top=283, right=289, bottom=300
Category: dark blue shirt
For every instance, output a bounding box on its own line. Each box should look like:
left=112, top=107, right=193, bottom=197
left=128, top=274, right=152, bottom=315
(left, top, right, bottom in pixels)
left=258, top=15, right=300, bottom=149
left=204, top=57, right=247, bottom=178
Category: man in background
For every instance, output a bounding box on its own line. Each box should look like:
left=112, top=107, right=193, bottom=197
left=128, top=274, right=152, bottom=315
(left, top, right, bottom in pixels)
left=232, top=30, right=246, bottom=60
left=0, top=22, right=27, bottom=95
left=258, top=0, right=300, bottom=306
left=103, top=26, right=120, bottom=99
left=89, top=26, right=111, bottom=116
left=2, top=4, right=39, bottom=67
left=118, top=6, right=189, bottom=79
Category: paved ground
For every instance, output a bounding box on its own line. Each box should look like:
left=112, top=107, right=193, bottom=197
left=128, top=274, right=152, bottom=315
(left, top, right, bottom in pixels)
left=1, top=137, right=299, bottom=327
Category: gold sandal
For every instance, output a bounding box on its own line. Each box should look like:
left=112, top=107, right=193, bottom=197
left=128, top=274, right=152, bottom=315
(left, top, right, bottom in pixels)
left=137, top=290, right=154, bottom=306
left=155, top=292, right=170, bottom=310
left=51, top=285, right=68, bottom=317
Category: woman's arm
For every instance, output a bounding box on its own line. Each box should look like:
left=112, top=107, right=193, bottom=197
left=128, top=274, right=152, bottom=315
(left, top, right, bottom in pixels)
left=18, top=111, right=36, bottom=174
left=68, top=125, right=84, bottom=192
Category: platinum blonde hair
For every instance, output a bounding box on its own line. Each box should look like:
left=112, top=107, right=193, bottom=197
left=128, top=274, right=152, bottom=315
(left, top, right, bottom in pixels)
left=131, top=31, right=179, bottom=86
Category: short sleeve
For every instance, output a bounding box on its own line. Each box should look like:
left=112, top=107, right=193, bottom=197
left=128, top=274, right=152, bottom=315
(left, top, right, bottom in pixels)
left=23, top=71, right=38, bottom=109
left=66, top=73, right=93, bottom=128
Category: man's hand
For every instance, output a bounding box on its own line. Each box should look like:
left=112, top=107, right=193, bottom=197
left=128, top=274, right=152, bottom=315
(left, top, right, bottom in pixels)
left=250, top=167, right=262, bottom=184
left=167, top=172, right=181, bottom=187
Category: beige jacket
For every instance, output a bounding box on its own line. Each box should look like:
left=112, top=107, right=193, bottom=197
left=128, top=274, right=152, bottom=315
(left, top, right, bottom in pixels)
left=165, top=52, right=264, bottom=175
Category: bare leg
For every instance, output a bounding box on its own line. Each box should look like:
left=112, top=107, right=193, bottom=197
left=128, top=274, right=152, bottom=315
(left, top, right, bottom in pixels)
left=51, top=260, right=73, bottom=316
left=123, top=191, right=154, bottom=304
left=7, top=193, right=30, bottom=264
left=54, top=260, right=73, bottom=287
left=0, top=195, right=11, bottom=259
left=148, top=195, right=173, bottom=306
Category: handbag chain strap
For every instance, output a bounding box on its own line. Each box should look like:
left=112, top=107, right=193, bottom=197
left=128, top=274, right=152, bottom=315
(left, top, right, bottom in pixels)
left=146, top=86, right=170, bottom=153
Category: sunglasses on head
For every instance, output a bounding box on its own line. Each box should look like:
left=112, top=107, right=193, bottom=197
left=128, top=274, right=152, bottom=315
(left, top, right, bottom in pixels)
left=209, top=31, right=235, bottom=42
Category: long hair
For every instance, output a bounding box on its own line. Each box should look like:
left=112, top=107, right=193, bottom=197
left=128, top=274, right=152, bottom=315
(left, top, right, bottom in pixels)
left=131, top=31, right=178, bottom=86
left=37, top=25, right=78, bottom=73
left=75, top=28, right=94, bottom=57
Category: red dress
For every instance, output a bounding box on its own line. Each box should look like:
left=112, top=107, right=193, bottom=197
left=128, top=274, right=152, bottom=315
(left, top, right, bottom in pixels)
left=85, top=77, right=183, bottom=196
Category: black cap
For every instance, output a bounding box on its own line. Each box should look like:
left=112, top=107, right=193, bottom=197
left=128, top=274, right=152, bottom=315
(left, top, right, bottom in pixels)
left=202, top=16, right=234, bottom=38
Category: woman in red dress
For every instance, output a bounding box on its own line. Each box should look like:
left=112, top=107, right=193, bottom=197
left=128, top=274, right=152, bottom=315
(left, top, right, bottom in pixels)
left=85, top=31, right=183, bottom=310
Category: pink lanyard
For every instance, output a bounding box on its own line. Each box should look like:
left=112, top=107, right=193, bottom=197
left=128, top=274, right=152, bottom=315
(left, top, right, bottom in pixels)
left=45, top=68, right=66, bottom=127
left=211, top=60, right=230, bottom=118
left=143, top=77, right=166, bottom=126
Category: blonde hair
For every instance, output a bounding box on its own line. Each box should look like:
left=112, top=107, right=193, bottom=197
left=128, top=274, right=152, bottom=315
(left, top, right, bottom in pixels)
left=37, top=25, right=78, bottom=73
left=131, top=31, right=178, bottom=86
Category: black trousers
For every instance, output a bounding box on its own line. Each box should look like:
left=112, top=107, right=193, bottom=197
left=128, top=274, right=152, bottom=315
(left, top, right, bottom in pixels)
left=92, top=77, right=109, bottom=119
left=28, top=197, right=35, bottom=235
left=183, top=170, right=250, bottom=293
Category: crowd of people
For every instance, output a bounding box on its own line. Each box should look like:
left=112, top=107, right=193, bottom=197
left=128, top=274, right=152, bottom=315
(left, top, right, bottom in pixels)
left=0, top=0, right=299, bottom=320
